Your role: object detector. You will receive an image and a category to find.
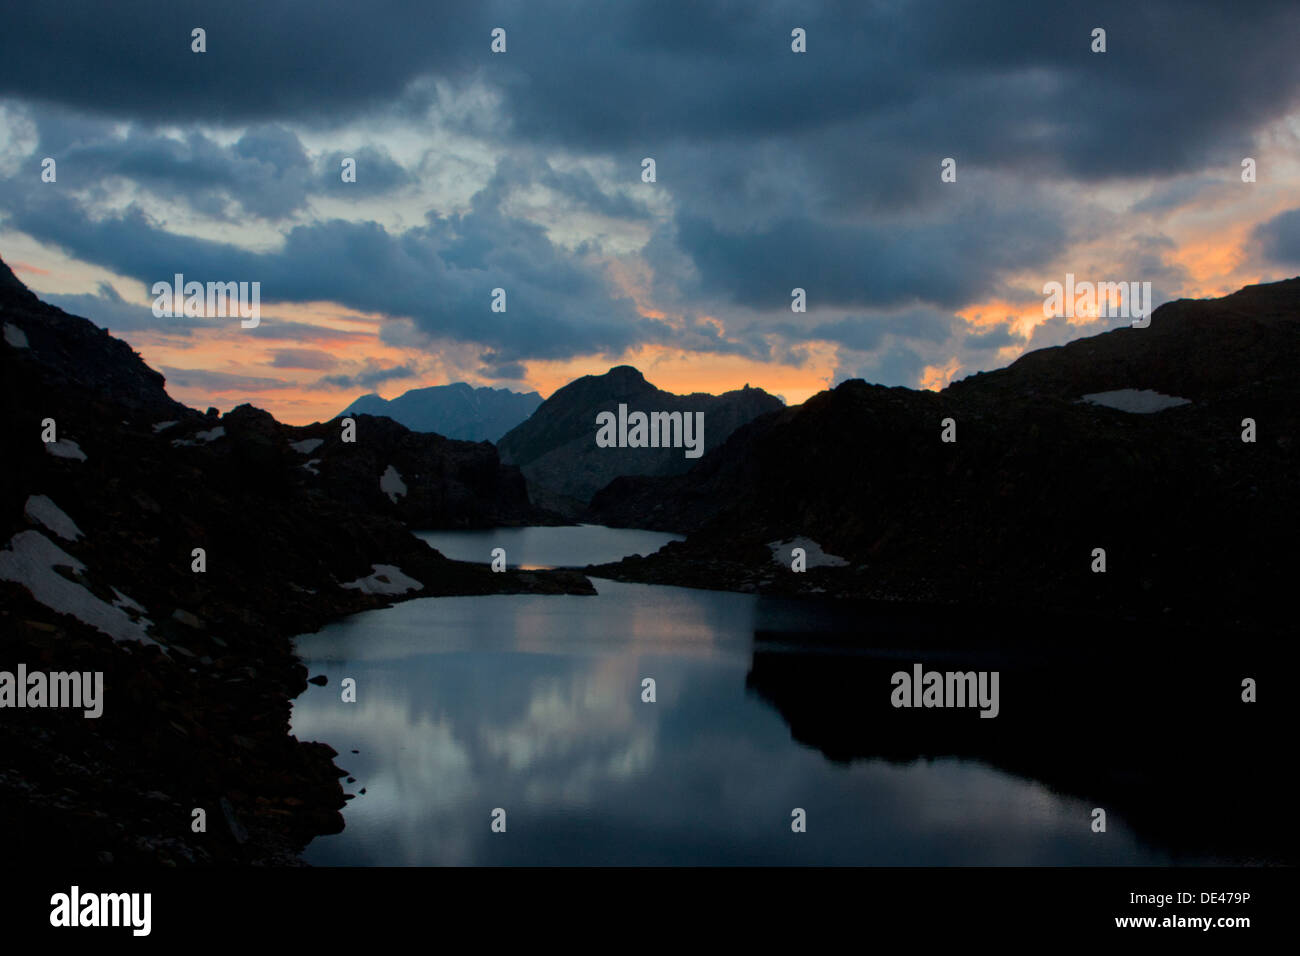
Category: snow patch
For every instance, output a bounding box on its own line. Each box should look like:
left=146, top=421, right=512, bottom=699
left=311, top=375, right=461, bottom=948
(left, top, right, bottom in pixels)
left=768, top=536, right=850, bottom=569
left=1080, top=389, right=1191, bottom=413
left=341, top=564, right=423, bottom=596
left=152, top=420, right=178, bottom=433
left=45, top=439, right=86, bottom=461
left=4, top=323, right=29, bottom=348
left=290, top=438, right=324, bottom=454
left=0, top=531, right=158, bottom=646
left=380, top=464, right=407, bottom=502
left=24, top=495, right=83, bottom=541
left=302, top=459, right=321, bottom=475
left=172, top=426, right=226, bottom=447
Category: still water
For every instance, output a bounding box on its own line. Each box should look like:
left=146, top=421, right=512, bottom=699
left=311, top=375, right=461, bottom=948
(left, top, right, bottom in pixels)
left=291, top=527, right=1185, bottom=866
left=414, top=524, right=684, bottom=569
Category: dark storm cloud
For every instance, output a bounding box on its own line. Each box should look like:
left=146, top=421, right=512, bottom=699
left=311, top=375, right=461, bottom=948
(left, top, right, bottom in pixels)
left=808, top=308, right=958, bottom=352
left=491, top=1, right=1300, bottom=179
left=1, top=176, right=664, bottom=362
left=5, top=2, right=1296, bottom=180
left=1254, top=208, right=1300, bottom=267
left=55, top=121, right=311, bottom=220
left=19, top=107, right=412, bottom=220
left=0, top=1, right=490, bottom=124
left=674, top=200, right=1066, bottom=311
left=3, top=0, right=1299, bottom=370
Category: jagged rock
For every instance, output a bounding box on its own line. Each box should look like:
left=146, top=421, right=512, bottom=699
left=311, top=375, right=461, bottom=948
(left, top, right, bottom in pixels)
left=340, top=383, right=542, bottom=443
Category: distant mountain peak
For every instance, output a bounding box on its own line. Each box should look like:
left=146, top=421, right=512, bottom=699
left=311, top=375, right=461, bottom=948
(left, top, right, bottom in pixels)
left=496, top=366, right=784, bottom=513
left=338, top=382, right=542, bottom=443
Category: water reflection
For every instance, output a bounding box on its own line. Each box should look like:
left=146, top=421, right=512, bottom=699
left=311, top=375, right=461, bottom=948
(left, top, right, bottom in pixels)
left=414, top=525, right=683, bottom=569
left=291, top=579, right=1248, bottom=866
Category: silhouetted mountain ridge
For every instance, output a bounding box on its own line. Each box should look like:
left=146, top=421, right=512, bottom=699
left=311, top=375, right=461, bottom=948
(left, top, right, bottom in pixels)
left=589, top=280, right=1300, bottom=634
left=340, top=382, right=542, bottom=443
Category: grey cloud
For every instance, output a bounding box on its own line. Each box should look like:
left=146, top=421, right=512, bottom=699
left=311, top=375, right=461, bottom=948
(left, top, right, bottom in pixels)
left=30, top=113, right=315, bottom=220
left=0, top=2, right=489, bottom=124
left=318, top=363, right=416, bottom=390
left=1255, top=208, right=1300, bottom=267
left=2, top=1, right=1296, bottom=190
left=964, top=326, right=1020, bottom=350
left=318, top=147, right=414, bottom=197
left=270, top=348, right=339, bottom=370
left=834, top=345, right=928, bottom=389
left=160, top=366, right=295, bottom=391
left=674, top=200, right=1066, bottom=312
left=42, top=281, right=205, bottom=335
left=476, top=360, right=527, bottom=380
left=2, top=174, right=666, bottom=364
left=810, top=309, right=958, bottom=351
left=3, top=0, right=1298, bottom=380
left=1023, top=315, right=1123, bottom=351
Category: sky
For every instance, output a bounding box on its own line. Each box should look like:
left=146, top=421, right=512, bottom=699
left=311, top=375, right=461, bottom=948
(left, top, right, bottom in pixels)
left=3, top=0, right=1300, bottom=424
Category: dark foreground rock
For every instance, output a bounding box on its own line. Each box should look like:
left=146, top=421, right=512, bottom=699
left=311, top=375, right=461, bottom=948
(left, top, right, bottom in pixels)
left=0, top=256, right=593, bottom=864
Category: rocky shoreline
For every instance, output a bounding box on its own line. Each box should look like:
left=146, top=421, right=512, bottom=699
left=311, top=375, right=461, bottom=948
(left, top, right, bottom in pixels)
left=2, top=559, right=593, bottom=865
left=0, top=256, right=594, bottom=864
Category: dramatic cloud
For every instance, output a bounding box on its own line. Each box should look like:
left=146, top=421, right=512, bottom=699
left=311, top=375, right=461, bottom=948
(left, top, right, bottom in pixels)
left=2, top=0, right=1298, bottom=411
left=1, top=180, right=665, bottom=362
left=673, top=200, right=1066, bottom=311
left=0, top=2, right=489, bottom=124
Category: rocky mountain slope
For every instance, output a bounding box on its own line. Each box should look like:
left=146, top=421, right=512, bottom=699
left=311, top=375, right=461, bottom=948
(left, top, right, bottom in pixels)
left=0, top=256, right=592, bottom=864
left=588, top=280, right=1300, bottom=635
left=340, top=382, right=542, bottom=443
left=496, top=365, right=784, bottom=515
